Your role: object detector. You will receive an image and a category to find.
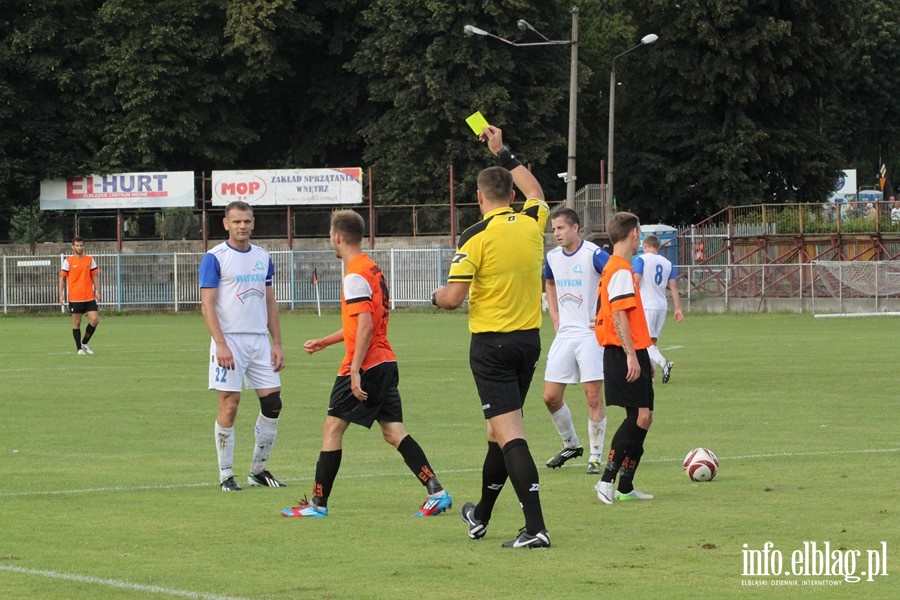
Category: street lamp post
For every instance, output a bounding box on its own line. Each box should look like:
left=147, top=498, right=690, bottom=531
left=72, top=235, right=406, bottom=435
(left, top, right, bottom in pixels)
left=606, top=33, right=658, bottom=223
left=464, top=7, right=580, bottom=208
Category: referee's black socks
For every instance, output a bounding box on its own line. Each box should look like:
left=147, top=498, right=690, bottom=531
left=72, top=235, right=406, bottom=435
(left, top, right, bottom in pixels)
left=502, top=438, right=546, bottom=535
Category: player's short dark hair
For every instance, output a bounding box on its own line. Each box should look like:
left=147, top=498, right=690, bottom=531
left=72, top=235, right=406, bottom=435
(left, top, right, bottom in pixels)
left=72, top=236, right=84, bottom=244
left=477, top=166, right=513, bottom=203
left=550, top=207, right=580, bottom=227
left=331, top=210, right=365, bottom=245
left=643, top=234, right=660, bottom=249
left=607, top=212, right=640, bottom=244
left=224, top=201, right=253, bottom=217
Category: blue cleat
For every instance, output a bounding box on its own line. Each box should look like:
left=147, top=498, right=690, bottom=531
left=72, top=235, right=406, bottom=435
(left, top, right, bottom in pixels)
left=281, top=496, right=328, bottom=518
left=414, top=490, right=452, bottom=517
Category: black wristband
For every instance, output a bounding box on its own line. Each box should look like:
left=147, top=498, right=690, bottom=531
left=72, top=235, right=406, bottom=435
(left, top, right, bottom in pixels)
left=496, top=146, right=522, bottom=171
left=431, top=291, right=438, bottom=307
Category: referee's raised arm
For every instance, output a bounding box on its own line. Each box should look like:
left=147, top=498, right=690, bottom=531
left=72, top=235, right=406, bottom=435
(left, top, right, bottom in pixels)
left=481, top=125, right=544, bottom=201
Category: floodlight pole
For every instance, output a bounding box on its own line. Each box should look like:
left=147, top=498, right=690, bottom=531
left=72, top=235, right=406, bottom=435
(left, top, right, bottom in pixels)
left=606, top=33, right=658, bottom=222
left=465, top=7, right=579, bottom=208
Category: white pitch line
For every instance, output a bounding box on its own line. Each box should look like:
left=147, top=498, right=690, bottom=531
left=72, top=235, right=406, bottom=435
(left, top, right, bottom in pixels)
left=0, top=565, right=249, bottom=600
left=1, top=447, right=897, bottom=498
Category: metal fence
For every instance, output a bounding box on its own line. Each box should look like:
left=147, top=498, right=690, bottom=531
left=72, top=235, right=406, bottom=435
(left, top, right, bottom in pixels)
left=2, top=249, right=456, bottom=313
left=2, top=251, right=898, bottom=314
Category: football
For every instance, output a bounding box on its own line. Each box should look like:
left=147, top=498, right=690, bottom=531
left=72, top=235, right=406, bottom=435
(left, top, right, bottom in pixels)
left=683, top=447, right=719, bottom=482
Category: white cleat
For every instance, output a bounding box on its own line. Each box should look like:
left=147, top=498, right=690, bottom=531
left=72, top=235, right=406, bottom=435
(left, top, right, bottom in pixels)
left=81, top=344, right=94, bottom=355
left=615, top=489, right=654, bottom=501
left=77, top=348, right=87, bottom=355
left=594, top=480, right=614, bottom=505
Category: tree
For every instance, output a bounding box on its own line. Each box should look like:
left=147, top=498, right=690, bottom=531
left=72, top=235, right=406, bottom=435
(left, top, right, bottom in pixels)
left=350, top=0, right=573, bottom=207
left=613, top=0, right=850, bottom=224
left=0, top=0, right=103, bottom=239
left=825, top=0, right=900, bottom=195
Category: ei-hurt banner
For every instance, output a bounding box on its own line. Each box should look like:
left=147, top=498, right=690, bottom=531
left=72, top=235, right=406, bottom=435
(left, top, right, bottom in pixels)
left=40, top=172, right=195, bottom=210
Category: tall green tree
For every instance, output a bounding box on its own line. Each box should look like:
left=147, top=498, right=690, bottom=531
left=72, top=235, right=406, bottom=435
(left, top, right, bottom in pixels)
left=826, top=0, right=900, bottom=195
left=350, top=0, right=574, bottom=206
left=614, top=0, right=850, bottom=224
left=0, top=1, right=102, bottom=236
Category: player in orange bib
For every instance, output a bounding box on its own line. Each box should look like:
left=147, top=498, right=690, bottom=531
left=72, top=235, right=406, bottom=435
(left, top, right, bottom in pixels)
left=58, top=236, right=100, bottom=355
left=593, top=212, right=656, bottom=505
left=282, top=210, right=451, bottom=519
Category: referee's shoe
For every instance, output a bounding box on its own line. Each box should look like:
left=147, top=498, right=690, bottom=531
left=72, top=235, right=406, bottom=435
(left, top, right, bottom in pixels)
left=546, top=446, right=583, bottom=468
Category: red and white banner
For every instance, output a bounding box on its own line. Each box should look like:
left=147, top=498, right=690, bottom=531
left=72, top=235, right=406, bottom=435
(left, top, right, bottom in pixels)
left=211, top=168, right=363, bottom=206
left=40, top=172, right=195, bottom=210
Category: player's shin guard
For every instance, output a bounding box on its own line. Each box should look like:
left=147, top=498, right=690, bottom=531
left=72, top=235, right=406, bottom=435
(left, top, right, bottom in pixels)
left=83, top=323, right=96, bottom=344
left=397, top=435, right=443, bottom=494
left=215, top=421, right=236, bottom=481
left=502, top=438, right=546, bottom=535
left=251, top=413, right=278, bottom=475
left=312, top=449, right=342, bottom=507
left=616, top=423, right=648, bottom=494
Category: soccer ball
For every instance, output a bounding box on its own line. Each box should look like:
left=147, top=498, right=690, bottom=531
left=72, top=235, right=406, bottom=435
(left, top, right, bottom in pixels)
left=683, top=448, right=719, bottom=482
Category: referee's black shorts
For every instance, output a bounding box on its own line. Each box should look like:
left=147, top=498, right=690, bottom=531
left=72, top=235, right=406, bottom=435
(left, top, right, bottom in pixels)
left=469, top=329, right=541, bottom=419
left=603, top=346, right=654, bottom=410
left=327, top=361, right=403, bottom=428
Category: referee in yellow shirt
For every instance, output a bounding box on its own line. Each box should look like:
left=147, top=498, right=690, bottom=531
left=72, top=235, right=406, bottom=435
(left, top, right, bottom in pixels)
left=432, top=124, right=551, bottom=548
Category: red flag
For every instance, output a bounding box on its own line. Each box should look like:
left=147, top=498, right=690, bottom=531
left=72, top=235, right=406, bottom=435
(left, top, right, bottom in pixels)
left=312, top=268, right=318, bottom=286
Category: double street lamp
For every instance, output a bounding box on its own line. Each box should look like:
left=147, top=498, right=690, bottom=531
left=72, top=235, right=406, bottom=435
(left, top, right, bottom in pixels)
left=464, top=7, right=580, bottom=208
left=606, top=33, right=659, bottom=221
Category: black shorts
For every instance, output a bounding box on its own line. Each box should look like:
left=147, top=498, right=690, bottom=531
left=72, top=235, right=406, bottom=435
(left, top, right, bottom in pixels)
left=69, top=300, right=99, bottom=314
left=469, top=329, right=541, bottom=419
left=603, top=346, right=654, bottom=410
left=327, top=361, right=403, bottom=428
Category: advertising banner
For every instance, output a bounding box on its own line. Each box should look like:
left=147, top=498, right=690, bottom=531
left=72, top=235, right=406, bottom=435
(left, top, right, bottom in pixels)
left=211, top=168, right=363, bottom=206
left=40, top=172, right=195, bottom=210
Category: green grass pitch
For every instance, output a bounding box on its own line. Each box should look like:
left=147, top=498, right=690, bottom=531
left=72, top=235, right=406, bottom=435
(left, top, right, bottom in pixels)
left=0, top=311, right=897, bottom=599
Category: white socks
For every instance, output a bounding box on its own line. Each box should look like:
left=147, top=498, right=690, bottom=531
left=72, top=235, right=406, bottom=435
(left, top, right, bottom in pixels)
left=588, top=416, right=607, bottom=462
left=647, top=344, right=666, bottom=369
left=550, top=404, right=580, bottom=448
left=215, top=421, right=235, bottom=482
left=251, top=413, right=279, bottom=475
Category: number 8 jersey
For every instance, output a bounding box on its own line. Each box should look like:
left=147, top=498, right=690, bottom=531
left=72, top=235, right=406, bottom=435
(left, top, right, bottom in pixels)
left=632, top=252, right=676, bottom=311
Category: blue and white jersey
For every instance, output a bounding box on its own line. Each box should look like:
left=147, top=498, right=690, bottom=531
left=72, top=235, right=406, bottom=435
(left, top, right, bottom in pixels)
left=633, top=252, right=676, bottom=310
left=543, top=240, right=609, bottom=338
left=199, top=242, right=275, bottom=334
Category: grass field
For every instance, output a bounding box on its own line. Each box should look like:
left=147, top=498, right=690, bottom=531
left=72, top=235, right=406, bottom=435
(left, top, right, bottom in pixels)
left=0, top=311, right=897, bottom=599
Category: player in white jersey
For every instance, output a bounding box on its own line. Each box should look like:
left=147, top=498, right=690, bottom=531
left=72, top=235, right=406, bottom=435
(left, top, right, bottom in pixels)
left=199, top=201, right=287, bottom=492
left=632, top=234, right=683, bottom=383
left=542, top=208, right=610, bottom=474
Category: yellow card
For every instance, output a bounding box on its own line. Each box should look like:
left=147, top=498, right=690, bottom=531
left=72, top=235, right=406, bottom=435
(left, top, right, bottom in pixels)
left=465, top=111, right=490, bottom=137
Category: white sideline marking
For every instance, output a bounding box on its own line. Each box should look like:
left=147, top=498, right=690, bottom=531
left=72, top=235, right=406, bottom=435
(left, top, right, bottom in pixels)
left=0, top=565, right=249, bottom=600
left=1, top=447, right=897, bottom=499
left=814, top=312, right=900, bottom=318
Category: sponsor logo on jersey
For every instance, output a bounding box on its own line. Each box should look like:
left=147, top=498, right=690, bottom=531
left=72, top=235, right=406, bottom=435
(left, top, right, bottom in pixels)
left=237, top=288, right=265, bottom=303
left=558, top=293, right=584, bottom=307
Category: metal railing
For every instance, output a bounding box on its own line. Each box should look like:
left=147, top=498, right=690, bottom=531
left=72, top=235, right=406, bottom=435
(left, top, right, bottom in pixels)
left=3, top=251, right=898, bottom=315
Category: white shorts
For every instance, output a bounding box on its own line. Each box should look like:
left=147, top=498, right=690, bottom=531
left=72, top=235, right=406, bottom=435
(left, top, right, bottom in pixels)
left=644, top=309, right=667, bottom=339
left=544, top=334, right=604, bottom=384
left=208, top=333, right=281, bottom=392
